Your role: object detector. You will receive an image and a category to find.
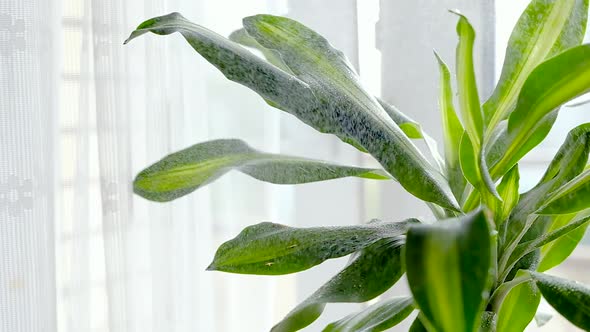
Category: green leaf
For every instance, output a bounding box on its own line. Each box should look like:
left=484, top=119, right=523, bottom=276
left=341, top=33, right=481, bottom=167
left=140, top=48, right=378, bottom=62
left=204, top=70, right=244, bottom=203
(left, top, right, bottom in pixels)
left=241, top=14, right=459, bottom=211
left=405, top=210, right=493, bottom=332
left=459, top=134, right=501, bottom=206
left=538, top=212, right=590, bottom=272
left=208, top=218, right=417, bottom=275
left=322, top=297, right=414, bottom=332
left=496, top=165, right=520, bottom=225
left=496, top=271, right=541, bottom=332
left=483, top=0, right=588, bottom=131
left=126, top=13, right=460, bottom=211
left=434, top=51, right=466, bottom=198
left=531, top=272, right=590, bottom=330
left=451, top=12, right=498, bottom=202
left=271, top=237, right=407, bottom=332
left=408, top=316, right=428, bottom=332
left=134, top=139, right=389, bottom=202
left=538, top=168, right=590, bottom=214
left=499, top=123, right=590, bottom=254
left=489, top=44, right=590, bottom=179
left=501, top=215, right=590, bottom=281
left=452, top=11, right=483, bottom=147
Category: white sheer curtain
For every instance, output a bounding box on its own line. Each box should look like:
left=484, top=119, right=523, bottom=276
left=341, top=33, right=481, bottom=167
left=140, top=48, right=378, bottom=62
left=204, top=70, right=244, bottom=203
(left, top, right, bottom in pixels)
left=1, top=0, right=369, bottom=332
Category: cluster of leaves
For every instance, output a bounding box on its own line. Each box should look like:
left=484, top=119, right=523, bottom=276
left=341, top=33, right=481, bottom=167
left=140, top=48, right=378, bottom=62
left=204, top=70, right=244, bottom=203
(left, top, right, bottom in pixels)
left=125, top=0, right=590, bottom=330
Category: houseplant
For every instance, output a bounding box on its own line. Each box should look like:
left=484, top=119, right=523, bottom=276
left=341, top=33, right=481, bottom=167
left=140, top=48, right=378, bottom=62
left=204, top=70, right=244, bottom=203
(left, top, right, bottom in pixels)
left=125, top=0, right=590, bottom=330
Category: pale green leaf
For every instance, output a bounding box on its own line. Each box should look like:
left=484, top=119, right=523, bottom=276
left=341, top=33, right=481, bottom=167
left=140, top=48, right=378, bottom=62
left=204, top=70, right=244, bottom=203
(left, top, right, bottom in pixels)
left=271, top=236, right=407, bottom=331
left=208, top=218, right=417, bottom=275
left=134, top=139, right=389, bottom=202
left=434, top=51, right=466, bottom=198
left=489, top=44, right=590, bottom=179
left=531, top=272, right=590, bottom=330
left=452, top=11, right=483, bottom=146
left=322, top=297, right=414, bottom=332
left=405, top=210, right=493, bottom=332
left=496, top=165, right=520, bottom=225
left=496, top=270, right=540, bottom=332
left=483, top=0, right=588, bottom=131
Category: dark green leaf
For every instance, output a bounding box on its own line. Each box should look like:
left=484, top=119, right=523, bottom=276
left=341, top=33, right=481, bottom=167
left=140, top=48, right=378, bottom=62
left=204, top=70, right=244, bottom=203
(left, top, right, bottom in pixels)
left=271, top=237, right=407, bottom=331
left=483, top=0, right=588, bottom=130
left=208, top=218, right=417, bottom=275
left=134, top=139, right=389, bottom=202
left=408, top=316, right=428, bottom=332
left=496, top=270, right=540, bottom=332
left=322, top=296, right=414, bottom=332
left=531, top=272, right=590, bottom=330
left=405, top=210, right=493, bottom=332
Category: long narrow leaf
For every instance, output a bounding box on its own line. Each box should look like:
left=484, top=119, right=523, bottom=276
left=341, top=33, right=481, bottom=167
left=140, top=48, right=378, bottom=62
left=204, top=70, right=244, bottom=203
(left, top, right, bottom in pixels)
left=322, top=297, right=414, bottom=332
left=271, top=236, right=407, bottom=332
left=489, top=44, right=590, bottom=179
left=452, top=12, right=498, bottom=201
left=483, top=0, right=588, bottom=131
left=134, top=139, right=389, bottom=202
left=207, top=218, right=417, bottom=275
left=434, top=52, right=466, bottom=198
left=405, top=210, right=493, bottom=332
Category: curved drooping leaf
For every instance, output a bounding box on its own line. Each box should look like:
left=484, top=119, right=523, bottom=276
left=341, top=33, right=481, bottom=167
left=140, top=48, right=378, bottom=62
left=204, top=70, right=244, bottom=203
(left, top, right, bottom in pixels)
left=483, top=0, right=588, bottom=130
left=531, top=272, right=590, bottom=330
left=405, top=210, right=493, bottom=332
left=538, top=169, right=590, bottom=214
left=322, top=297, right=414, bottom=332
left=434, top=51, right=466, bottom=199
left=208, top=218, right=417, bottom=275
left=134, top=139, right=389, bottom=202
left=240, top=14, right=458, bottom=211
left=496, top=270, right=540, bottom=332
left=459, top=134, right=501, bottom=207
left=538, top=211, right=590, bottom=272
left=500, top=123, right=590, bottom=253
left=126, top=13, right=459, bottom=211
left=489, top=44, right=590, bottom=179
left=271, top=237, right=407, bottom=332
